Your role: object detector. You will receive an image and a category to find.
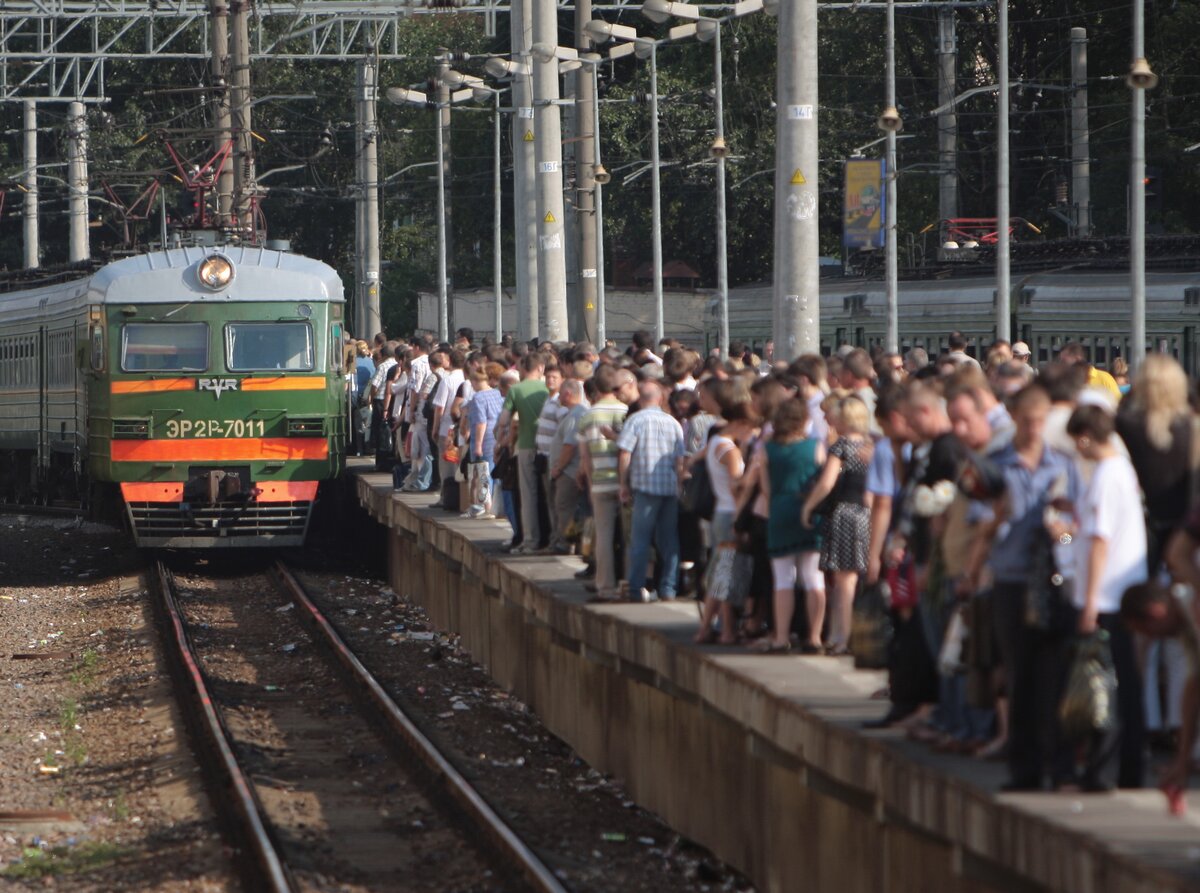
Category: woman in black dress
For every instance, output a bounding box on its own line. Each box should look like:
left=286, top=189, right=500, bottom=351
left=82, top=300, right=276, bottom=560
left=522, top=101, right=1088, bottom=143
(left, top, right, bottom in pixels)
left=801, top=395, right=873, bottom=655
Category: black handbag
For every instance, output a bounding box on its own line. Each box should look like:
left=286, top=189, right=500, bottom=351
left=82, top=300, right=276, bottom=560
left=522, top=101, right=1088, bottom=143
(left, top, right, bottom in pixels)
left=680, top=460, right=715, bottom=521
left=1025, top=530, right=1073, bottom=635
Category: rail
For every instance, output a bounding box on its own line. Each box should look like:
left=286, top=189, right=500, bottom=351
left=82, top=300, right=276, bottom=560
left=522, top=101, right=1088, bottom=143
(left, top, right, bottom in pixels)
left=153, top=556, right=566, bottom=893
left=151, top=561, right=296, bottom=892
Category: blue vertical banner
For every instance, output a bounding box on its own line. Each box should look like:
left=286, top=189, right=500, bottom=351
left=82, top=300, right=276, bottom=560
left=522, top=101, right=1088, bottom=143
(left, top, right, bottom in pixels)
left=843, top=159, right=886, bottom=251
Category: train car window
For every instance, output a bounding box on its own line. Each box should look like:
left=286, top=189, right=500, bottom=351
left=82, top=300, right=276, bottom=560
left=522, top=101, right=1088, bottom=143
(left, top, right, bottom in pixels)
left=226, top=322, right=314, bottom=372
left=331, top=324, right=343, bottom=371
left=90, top=325, right=105, bottom=371
left=121, top=323, right=208, bottom=372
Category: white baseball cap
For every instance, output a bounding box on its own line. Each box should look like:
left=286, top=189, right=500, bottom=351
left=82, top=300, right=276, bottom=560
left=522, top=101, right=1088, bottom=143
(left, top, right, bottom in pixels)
left=1012, top=341, right=1032, bottom=357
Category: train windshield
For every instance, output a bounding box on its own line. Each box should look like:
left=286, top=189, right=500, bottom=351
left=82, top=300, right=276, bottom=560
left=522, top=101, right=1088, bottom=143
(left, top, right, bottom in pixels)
left=225, top=322, right=314, bottom=372
left=121, top=323, right=209, bottom=372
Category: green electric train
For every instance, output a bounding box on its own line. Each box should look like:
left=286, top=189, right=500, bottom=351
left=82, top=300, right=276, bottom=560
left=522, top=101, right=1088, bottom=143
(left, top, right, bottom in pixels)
left=0, top=245, right=347, bottom=547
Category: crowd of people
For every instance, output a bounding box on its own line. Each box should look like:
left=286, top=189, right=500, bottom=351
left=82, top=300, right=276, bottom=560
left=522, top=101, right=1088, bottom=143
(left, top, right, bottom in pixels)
left=343, top=325, right=1200, bottom=796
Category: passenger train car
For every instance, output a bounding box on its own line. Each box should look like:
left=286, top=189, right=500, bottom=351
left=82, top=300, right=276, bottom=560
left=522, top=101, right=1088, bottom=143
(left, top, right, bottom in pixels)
left=0, top=246, right=347, bottom=547
left=712, top=270, right=1200, bottom=374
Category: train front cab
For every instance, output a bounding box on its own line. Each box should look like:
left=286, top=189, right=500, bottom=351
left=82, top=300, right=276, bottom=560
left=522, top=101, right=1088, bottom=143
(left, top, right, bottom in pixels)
left=90, top=260, right=345, bottom=548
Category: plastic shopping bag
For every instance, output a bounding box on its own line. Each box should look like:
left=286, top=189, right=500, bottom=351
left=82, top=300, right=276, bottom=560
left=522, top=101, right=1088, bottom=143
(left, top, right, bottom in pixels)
left=1059, top=631, right=1117, bottom=740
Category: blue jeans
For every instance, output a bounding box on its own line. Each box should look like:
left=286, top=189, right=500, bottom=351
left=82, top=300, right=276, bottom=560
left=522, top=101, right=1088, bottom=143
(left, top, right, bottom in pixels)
left=627, top=492, right=680, bottom=599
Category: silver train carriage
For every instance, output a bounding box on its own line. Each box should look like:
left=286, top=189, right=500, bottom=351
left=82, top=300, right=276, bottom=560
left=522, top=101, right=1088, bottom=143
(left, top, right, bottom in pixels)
left=709, top=271, right=1200, bottom=374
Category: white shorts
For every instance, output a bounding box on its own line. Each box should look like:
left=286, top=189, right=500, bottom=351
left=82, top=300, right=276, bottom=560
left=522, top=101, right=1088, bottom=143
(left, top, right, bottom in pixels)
left=771, top=552, right=824, bottom=593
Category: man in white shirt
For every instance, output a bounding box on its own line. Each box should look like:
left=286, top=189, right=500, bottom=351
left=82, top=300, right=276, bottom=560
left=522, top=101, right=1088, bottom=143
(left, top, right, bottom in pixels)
left=1067, top=403, right=1147, bottom=791
left=431, top=349, right=466, bottom=505
left=401, top=346, right=443, bottom=492
left=366, top=343, right=396, bottom=460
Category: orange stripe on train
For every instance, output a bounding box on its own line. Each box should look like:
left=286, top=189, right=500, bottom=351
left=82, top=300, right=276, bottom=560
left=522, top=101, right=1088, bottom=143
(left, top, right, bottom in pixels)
left=111, top=437, right=329, bottom=462
left=111, top=376, right=326, bottom=395
left=239, top=376, right=326, bottom=391
left=111, top=378, right=194, bottom=394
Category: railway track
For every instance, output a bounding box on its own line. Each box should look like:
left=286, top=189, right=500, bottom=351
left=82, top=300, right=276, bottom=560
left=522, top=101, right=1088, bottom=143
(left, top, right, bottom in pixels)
left=152, top=557, right=566, bottom=893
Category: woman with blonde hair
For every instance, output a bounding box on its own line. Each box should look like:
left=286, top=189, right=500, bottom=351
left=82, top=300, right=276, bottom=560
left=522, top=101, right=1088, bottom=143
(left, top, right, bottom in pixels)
left=801, top=395, right=873, bottom=655
left=1116, top=352, right=1194, bottom=750
left=1118, top=352, right=1192, bottom=566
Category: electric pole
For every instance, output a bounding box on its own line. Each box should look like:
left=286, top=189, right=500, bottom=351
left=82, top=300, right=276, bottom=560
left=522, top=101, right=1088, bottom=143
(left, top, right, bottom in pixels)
left=937, top=7, right=958, bottom=245
left=772, top=0, right=820, bottom=360
left=995, top=0, right=1011, bottom=343
left=359, top=57, right=382, bottom=340
left=210, top=0, right=233, bottom=229
left=67, top=100, right=90, bottom=263
left=437, top=54, right=454, bottom=342
left=355, top=62, right=366, bottom=335
left=511, top=0, right=539, bottom=341
left=1070, top=27, right=1091, bottom=238
left=531, top=2, right=569, bottom=343
left=22, top=99, right=38, bottom=270
left=229, top=0, right=256, bottom=238
left=573, top=0, right=599, bottom=342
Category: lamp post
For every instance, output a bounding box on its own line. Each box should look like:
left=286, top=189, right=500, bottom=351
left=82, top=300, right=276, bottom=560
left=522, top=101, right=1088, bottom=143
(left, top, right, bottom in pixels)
left=879, top=0, right=903, bottom=353
left=586, top=20, right=665, bottom=344
left=995, top=0, right=1011, bottom=344
left=586, top=55, right=612, bottom=349
left=485, top=53, right=538, bottom=340
left=1127, top=0, right=1158, bottom=369
left=642, top=0, right=763, bottom=359
left=472, top=85, right=509, bottom=342
left=387, top=67, right=480, bottom=342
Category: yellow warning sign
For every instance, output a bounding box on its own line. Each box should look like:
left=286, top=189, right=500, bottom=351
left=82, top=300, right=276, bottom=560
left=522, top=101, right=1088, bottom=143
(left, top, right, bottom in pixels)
left=523, top=129, right=535, bottom=142
left=790, top=169, right=806, bottom=185
left=585, top=303, right=595, bottom=311
left=544, top=211, right=556, bottom=224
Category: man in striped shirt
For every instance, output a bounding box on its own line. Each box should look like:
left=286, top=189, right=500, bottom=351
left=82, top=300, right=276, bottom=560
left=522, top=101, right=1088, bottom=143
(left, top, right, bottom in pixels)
left=578, top=365, right=636, bottom=600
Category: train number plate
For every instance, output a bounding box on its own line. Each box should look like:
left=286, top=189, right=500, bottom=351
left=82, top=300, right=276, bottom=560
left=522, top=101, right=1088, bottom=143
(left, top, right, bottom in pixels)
left=163, top=419, right=267, bottom=438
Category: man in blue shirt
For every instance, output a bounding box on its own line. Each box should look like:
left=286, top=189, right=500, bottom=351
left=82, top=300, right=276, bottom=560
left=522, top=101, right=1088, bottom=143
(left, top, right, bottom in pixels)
left=983, top=382, right=1081, bottom=791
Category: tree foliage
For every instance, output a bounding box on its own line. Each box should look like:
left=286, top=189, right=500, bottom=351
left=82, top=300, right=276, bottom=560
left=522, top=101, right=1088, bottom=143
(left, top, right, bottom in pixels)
left=3, top=2, right=1199, bottom=330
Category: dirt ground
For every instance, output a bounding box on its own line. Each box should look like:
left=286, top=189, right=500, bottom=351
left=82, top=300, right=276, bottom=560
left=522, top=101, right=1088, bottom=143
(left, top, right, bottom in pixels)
left=0, top=514, right=750, bottom=892
left=0, top=515, right=234, bottom=891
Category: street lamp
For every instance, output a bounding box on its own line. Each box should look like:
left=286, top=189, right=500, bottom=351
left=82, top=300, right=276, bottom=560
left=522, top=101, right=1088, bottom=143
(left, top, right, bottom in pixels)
left=587, top=19, right=667, bottom=343
left=1128, top=0, right=1157, bottom=369
left=386, top=68, right=477, bottom=342
left=880, top=0, right=902, bottom=353
left=472, top=84, right=509, bottom=342
left=643, top=0, right=764, bottom=358
left=996, top=0, right=1011, bottom=344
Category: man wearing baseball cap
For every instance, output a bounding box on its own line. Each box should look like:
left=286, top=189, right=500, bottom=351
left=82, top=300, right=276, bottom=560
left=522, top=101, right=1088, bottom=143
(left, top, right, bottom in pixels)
left=1012, top=341, right=1032, bottom=363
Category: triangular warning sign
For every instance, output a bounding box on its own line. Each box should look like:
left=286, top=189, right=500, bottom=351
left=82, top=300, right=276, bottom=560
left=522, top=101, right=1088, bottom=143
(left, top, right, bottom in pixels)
left=523, top=129, right=535, bottom=142
left=585, top=303, right=595, bottom=311
left=544, top=211, right=556, bottom=224
left=790, top=169, right=806, bottom=185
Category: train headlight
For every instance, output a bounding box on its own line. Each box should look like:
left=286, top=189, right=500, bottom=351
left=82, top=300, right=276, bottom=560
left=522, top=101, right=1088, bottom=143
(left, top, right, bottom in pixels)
left=297, top=303, right=313, bottom=319
left=197, top=254, right=235, bottom=290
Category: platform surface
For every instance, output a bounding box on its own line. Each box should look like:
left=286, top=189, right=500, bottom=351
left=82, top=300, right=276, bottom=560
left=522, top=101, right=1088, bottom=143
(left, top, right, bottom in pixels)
left=349, top=458, right=1200, bottom=893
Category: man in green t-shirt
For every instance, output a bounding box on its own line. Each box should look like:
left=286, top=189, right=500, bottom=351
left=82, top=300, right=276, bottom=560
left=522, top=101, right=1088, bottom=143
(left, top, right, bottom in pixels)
left=502, top=352, right=549, bottom=553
